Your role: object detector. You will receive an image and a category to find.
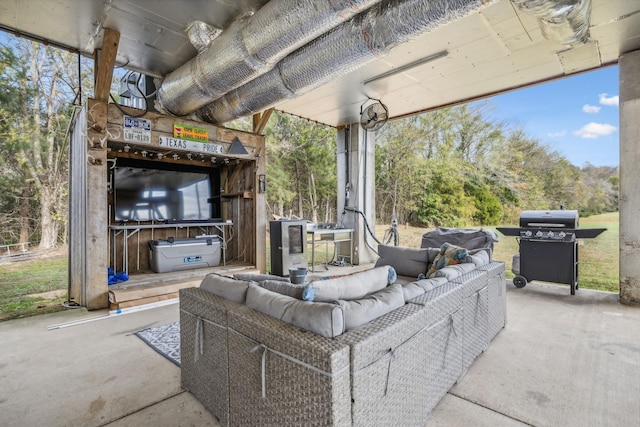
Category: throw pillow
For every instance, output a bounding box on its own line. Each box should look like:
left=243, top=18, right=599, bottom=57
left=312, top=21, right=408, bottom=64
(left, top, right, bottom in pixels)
left=427, top=242, right=469, bottom=278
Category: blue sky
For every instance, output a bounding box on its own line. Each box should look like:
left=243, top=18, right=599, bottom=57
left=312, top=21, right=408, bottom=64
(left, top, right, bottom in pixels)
left=477, top=65, right=620, bottom=168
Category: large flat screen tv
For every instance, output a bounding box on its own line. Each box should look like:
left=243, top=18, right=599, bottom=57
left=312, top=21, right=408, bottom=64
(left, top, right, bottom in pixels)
left=113, top=159, right=220, bottom=223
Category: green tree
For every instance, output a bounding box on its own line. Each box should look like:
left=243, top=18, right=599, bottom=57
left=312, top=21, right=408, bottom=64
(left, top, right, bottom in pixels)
left=264, top=112, right=336, bottom=222
left=376, top=115, right=428, bottom=224
left=0, top=39, right=81, bottom=248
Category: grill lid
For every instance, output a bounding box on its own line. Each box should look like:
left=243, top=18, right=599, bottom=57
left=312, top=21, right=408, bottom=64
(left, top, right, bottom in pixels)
left=519, top=210, right=578, bottom=228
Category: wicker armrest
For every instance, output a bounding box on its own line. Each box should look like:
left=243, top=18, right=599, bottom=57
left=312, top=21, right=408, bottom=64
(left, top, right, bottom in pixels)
left=225, top=303, right=352, bottom=426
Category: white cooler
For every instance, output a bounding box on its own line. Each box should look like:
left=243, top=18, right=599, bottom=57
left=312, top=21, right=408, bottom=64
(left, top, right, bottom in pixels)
left=148, top=236, right=221, bottom=273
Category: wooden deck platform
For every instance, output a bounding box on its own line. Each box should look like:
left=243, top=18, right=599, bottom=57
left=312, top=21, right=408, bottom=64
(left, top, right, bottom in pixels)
left=107, top=263, right=258, bottom=310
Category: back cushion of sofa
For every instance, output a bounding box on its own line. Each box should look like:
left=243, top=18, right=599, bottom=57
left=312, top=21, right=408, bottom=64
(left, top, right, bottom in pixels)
left=375, top=245, right=438, bottom=278
left=337, top=284, right=405, bottom=331
left=233, top=273, right=289, bottom=283
left=401, top=276, right=448, bottom=300
left=430, top=263, right=476, bottom=281
left=310, top=266, right=392, bottom=302
left=246, top=284, right=345, bottom=338
left=260, top=280, right=306, bottom=299
left=465, top=248, right=491, bottom=267
left=199, top=273, right=253, bottom=303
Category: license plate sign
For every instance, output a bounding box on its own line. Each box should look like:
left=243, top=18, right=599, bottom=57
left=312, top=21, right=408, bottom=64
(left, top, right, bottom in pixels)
left=123, top=115, right=151, bottom=143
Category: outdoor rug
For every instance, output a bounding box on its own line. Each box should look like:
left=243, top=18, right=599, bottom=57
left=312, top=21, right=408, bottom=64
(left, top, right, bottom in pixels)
left=135, top=321, right=181, bottom=367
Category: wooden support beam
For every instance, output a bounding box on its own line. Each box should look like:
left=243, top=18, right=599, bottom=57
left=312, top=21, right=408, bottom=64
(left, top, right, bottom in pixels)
left=253, top=113, right=261, bottom=132
left=253, top=108, right=274, bottom=135
left=94, top=28, right=120, bottom=103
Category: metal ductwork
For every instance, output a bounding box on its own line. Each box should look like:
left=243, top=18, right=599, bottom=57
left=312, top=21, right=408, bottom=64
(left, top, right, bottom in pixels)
left=156, top=0, right=383, bottom=116
left=196, top=0, right=495, bottom=124
left=186, top=21, right=222, bottom=54
left=512, top=0, right=591, bottom=46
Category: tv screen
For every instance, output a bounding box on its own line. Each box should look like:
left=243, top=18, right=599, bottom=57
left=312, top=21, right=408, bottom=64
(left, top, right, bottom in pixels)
left=113, top=160, right=218, bottom=222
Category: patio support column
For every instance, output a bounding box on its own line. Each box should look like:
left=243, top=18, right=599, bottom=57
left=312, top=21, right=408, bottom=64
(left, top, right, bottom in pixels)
left=83, top=28, right=119, bottom=309
left=619, top=49, right=640, bottom=305
left=336, top=125, right=377, bottom=265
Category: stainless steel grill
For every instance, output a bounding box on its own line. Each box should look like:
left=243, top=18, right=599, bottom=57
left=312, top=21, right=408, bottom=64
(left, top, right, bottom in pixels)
left=498, top=210, right=606, bottom=295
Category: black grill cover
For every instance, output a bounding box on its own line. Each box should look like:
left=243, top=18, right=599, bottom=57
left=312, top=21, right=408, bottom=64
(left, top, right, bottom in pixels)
left=420, top=228, right=498, bottom=253
left=519, top=210, right=578, bottom=228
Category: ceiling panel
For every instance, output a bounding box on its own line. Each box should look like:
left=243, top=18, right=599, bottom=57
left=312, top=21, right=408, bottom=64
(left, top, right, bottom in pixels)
left=1, top=0, right=639, bottom=127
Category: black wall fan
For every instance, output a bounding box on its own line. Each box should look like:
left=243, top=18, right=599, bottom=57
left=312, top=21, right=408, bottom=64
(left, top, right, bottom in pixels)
left=360, top=99, right=389, bottom=131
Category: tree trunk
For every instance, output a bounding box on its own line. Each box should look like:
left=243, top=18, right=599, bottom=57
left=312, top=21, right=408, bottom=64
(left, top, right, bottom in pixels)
left=324, top=199, right=330, bottom=223
left=309, top=172, right=318, bottom=223
left=19, top=186, right=31, bottom=243
left=295, top=161, right=303, bottom=219
left=38, top=190, right=58, bottom=249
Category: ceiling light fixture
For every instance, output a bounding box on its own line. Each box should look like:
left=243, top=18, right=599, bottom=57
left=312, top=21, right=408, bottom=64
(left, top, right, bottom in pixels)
left=362, top=50, right=448, bottom=86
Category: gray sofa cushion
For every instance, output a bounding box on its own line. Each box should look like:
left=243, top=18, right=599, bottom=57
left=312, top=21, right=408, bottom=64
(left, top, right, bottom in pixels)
left=337, top=284, right=405, bottom=331
left=260, top=280, right=306, bottom=299
left=430, top=263, right=476, bottom=281
left=200, top=273, right=253, bottom=303
left=465, top=248, right=491, bottom=267
left=401, top=276, right=448, bottom=300
left=233, top=273, right=289, bottom=282
left=246, top=284, right=344, bottom=338
left=310, top=266, right=392, bottom=302
left=375, top=245, right=438, bottom=278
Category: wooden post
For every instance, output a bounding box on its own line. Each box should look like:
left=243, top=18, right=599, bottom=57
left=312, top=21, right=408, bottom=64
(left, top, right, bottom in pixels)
left=255, top=138, right=267, bottom=273
left=94, top=28, right=120, bottom=103
left=85, top=28, right=120, bottom=309
left=253, top=108, right=274, bottom=135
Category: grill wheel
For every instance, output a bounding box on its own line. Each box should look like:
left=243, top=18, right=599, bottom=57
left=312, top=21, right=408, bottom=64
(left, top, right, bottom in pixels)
left=513, top=275, right=527, bottom=288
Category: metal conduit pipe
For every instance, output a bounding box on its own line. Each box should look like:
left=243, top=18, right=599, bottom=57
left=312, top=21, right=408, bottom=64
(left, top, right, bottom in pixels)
left=512, top=0, right=591, bottom=46
left=196, top=0, right=496, bottom=124
left=156, top=0, right=383, bottom=116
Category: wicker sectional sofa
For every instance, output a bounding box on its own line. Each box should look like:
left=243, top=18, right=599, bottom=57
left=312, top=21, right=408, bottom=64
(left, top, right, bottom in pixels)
left=179, top=243, right=506, bottom=426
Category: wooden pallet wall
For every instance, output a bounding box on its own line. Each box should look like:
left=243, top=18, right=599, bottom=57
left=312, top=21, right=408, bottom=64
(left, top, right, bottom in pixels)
left=102, top=102, right=265, bottom=274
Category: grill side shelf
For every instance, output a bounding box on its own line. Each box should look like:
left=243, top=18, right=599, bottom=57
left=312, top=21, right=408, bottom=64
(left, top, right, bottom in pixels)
left=574, top=228, right=607, bottom=239
left=496, top=227, right=520, bottom=237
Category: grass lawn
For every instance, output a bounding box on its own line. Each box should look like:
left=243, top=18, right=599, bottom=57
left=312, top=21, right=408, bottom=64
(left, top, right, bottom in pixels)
left=377, top=212, right=619, bottom=292
left=0, top=249, right=69, bottom=321
left=0, top=212, right=619, bottom=321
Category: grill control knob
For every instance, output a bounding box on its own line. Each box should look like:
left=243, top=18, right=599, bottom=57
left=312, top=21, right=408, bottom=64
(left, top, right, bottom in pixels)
left=524, top=230, right=532, bottom=237
left=559, top=231, right=566, bottom=238
left=535, top=231, right=543, bottom=237
left=547, top=231, right=555, bottom=238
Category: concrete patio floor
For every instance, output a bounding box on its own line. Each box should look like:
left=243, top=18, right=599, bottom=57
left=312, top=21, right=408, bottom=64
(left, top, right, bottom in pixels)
left=1, top=276, right=639, bottom=426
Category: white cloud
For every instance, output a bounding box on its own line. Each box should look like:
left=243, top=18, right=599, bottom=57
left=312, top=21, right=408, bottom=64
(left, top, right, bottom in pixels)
left=599, top=93, right=619, bottom=107
left=573, top=122, right=617, bottom=139
left=547, top=130, right=567, bottom=137
left=582, top=104, right=601, bottom=113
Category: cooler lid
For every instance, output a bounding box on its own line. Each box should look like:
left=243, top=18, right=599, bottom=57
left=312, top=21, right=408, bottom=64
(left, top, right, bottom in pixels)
left=149, top=236, right=220, bottom=246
